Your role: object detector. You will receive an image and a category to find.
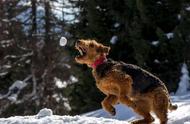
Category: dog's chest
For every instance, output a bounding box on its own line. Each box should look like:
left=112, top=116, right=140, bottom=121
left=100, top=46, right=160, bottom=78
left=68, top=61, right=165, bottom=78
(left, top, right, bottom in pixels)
left=93, top=70, right=119, bottom=95
left=96, top=78, right=119, bottom=95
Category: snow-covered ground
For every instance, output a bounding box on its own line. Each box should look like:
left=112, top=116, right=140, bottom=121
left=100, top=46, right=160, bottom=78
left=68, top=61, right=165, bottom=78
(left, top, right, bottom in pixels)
left=0, top=93, right=190, bottom=124
left=84, top=93, right=190, bottom=124
left=0, top=108, right=127, bottom=124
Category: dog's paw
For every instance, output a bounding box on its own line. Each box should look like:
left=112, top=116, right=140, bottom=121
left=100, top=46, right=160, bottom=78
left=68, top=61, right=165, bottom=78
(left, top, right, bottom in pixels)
left=109, top=108, right=116, bottom=116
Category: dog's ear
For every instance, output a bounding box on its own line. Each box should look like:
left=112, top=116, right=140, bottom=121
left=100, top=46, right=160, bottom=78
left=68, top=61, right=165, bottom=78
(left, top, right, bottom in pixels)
left=97, top=45, right=110, bottom=55
left=103, top=46, right=110, bottom=55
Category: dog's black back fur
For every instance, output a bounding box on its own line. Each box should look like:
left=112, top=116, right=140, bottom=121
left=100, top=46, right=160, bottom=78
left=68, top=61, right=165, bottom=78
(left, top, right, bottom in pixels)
left=96, top=59, right=164, bottom=93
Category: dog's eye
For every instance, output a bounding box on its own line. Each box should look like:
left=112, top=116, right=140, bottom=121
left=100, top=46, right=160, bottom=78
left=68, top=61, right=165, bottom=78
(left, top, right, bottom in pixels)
left=89, top=44, right=94, bottom=48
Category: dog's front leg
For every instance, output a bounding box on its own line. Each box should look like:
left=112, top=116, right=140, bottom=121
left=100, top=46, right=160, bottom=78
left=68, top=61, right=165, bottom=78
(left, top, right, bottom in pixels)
left=117, top=82, right=136, bottom=109
left=101, top=95, right=118, bottom=116
left=119, top=95, right=136, bottom=108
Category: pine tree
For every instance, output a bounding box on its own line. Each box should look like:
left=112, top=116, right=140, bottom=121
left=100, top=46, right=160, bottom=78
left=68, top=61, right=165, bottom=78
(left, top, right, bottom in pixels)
left=0, top=0, right=77, bottom=116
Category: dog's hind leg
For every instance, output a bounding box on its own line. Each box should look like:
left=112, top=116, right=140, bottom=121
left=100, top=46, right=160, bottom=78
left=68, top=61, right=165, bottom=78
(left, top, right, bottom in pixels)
left=152, top=89, right=169, bottom=124
left=131, top=100, right=154, bottom=124
left=101, top=95, right=118, bottom=116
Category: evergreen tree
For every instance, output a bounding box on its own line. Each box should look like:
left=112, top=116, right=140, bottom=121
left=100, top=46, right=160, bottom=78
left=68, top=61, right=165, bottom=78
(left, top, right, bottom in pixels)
left=0, top=0, right=77, bottom=116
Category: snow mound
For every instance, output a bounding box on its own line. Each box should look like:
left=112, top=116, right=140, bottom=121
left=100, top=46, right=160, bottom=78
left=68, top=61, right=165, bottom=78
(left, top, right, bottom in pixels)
left=36, top=108, right=53, bottom=118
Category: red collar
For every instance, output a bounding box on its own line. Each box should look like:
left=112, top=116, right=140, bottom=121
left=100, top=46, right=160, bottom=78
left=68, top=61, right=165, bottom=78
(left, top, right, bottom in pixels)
left=90, top=56, right=107, bottom=69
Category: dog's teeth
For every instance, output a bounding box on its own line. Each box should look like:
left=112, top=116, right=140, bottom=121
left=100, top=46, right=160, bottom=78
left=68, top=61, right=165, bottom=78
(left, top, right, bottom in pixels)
left=79, top=49, right=83, bottom=55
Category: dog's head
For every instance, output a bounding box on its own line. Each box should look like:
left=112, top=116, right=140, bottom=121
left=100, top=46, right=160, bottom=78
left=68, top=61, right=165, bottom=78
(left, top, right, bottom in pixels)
left=75, top=39, right=110, bottom=66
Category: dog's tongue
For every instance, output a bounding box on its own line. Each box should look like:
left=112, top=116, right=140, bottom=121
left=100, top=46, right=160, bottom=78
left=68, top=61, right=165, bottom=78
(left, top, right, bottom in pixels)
left=90, top=56, right=107, bottom=69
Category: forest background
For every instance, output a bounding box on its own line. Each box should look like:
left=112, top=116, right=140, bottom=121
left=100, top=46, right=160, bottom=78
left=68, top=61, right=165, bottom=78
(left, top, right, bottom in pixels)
left=0, top=0, right=190, bottom=117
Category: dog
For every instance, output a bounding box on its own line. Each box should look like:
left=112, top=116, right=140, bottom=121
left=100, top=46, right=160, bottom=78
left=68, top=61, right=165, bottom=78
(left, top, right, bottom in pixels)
left=75, top=39, right=177, bottom=124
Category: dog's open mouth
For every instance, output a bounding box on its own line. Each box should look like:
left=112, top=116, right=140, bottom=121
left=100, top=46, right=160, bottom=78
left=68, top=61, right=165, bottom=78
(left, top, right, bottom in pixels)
left=75, top=45, right=87, bottom=58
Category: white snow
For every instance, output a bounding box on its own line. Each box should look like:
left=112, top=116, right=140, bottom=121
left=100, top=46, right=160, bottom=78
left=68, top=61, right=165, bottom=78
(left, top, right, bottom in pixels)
left=157, top=1, right=162, bottom=5
left=154, top=59, right=160, bottom=64
left=54, top=77, right=68, bottom=88
left=36, top=108, right=53, bottom=118
left=17, top=0, right=31, bottom=7
left=151, top=41, right=159, bottom=46
left=0, top=75, right=32, bottom=102
left=1, top=80, right=27, bottom=102
left=64, top=102, right=72, bottom=111
left=51, top=0, right=79, bottom=22
left=83, top=104, right=138, bottom=121
left=166, top=33, right=174, bottom=39
left=96, top=6, right=101, bottom=10
left=0, top=39, right=13, bottom=44
left=110, top=36, right=118, bottom=44
left=0, top=72, right=8, bottom=76
left=176, top=63, right=190, bottom=95
left=70, top=75, right=78, bottom=83
left=0, top=93, right=190, bottom=124
left=84, top=94, right=190, bottom=124
left=0, top=115, right=127, bottom=124
left=186, top=6, right=190, bottom=11
left=54, top=76, right=78, bottom=89
left=114, top=23, right=120, bottom=28
left=178, top=14, right=181, bottom=20
left=1, top=19, right=9, bottom=22
left=9, top=80, right=27, bottom=91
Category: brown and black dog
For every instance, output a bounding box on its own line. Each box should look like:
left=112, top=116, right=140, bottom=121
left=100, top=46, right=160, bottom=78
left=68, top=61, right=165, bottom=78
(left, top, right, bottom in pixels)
left=75, top=39, right=177, bottom=124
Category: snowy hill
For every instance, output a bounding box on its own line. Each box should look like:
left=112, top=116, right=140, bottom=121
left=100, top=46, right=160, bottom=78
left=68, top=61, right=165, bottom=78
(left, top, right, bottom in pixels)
left=0, top=93, right=190, bottom=124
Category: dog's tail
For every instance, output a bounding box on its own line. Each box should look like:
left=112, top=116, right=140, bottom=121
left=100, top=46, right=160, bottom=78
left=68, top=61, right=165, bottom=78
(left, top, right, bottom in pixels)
left=163, top=85, right=178, bottom=111
left=168, top=100, right=178, bottom=111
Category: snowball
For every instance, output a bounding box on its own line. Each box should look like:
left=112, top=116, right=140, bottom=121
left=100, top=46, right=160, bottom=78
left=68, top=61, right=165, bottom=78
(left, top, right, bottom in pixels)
left=36, top=108, right=53, bottom=118
left=59, top=37, right=67, bottom=46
